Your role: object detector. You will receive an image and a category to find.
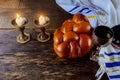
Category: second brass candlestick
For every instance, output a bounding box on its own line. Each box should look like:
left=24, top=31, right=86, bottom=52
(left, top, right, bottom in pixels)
left=35, top=17, right=50, bottom=42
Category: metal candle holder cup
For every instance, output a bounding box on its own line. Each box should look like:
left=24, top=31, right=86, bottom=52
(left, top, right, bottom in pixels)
left=34, top=18, right=50, bottom=42
left=12, top=19, right=30, bottom=44
left=90, top=26, right=113, bottom=62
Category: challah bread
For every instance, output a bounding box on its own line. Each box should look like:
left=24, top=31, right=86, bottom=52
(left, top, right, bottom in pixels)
left=53, top=14, right=94, bottom=58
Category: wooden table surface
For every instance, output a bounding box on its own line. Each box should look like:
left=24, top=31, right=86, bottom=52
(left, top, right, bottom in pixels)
left=0, top=30, right=108, bottom=80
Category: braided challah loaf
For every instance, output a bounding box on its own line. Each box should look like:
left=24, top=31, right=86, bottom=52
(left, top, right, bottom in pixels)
left=54, top=14, right=94, bottom=58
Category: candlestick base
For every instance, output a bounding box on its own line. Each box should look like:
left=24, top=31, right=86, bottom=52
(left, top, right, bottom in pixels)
left=16, top=33, right=30, bottom=43
left=37, top=32, right=50, bottom=42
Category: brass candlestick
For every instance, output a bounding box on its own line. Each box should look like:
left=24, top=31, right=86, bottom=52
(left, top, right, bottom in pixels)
left=35, top=16, right=50, bottom=42
left=12, top=18, right=30, bottom=44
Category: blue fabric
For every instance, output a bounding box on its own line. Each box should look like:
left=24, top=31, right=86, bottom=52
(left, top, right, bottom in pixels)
left=79, top=8, right=92, bottom=13
left=104, top=52, right=120, bottom=56
left=109, top=75, right=120, bottom=79
left=69, top=6, right=79, bottom=12
left=105, top=61, right=120, bottom=67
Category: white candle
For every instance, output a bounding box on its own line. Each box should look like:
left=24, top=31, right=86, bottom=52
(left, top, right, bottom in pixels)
left=16, top=14, right=27, bottom=26
left=39, top=16, right=46, bottom=25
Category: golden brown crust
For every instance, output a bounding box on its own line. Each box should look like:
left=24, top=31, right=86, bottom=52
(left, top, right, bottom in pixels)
left=53, top=13, right=94, bottom=58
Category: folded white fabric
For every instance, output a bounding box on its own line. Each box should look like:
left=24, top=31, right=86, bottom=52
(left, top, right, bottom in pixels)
left=97, top=45, right=120, bottom=80
left=55, top=0, right=117, bottom=28
left=112, top=0, right=120, bottom=24
left=91, top=0, right=117, bottom=28
left=56, top=0, right=97, bottom=28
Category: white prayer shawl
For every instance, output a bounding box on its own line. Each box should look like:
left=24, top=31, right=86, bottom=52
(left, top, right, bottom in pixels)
left=112, top=0, right=120, bottom=24
left=97, top=45, right=120, bottom=80
left=55, top=0, right=118, bottom=28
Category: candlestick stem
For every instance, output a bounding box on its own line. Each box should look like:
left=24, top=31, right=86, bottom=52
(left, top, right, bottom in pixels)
left=40, top=27, right=48, bottom=40
left=16, top=26, right=30, bottom=43
left=37, top=26, right=50, bottom=42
